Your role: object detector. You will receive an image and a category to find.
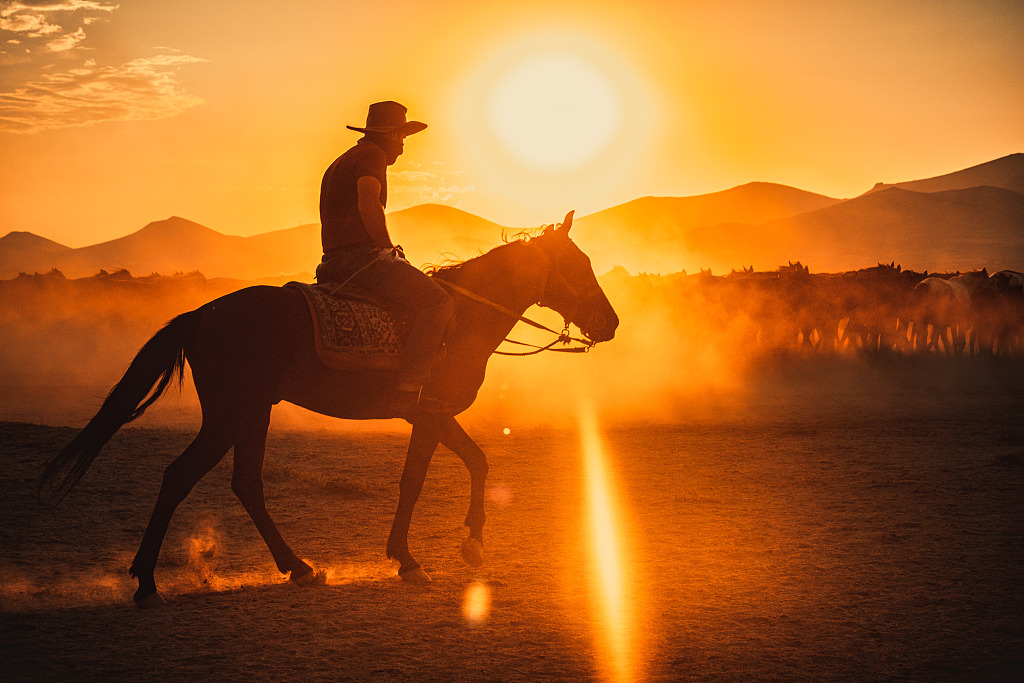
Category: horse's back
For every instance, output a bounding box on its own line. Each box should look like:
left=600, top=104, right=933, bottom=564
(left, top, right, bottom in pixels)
left=187, top=285, right=312, bottom=401
left=187, top=284, right=394, bottom=418
left=196, top=284, right=309, bottom=343
left=915, top=277, right=951, bottom=295
left=946, top=278, right=971, bottom=308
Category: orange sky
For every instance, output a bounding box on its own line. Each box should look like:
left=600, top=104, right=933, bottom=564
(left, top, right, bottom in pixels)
left=1, top=0, right=1022, bottom=247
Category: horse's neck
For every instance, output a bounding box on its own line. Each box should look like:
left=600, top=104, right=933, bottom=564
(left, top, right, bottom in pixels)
left=443, top=241, right=544, bottom=342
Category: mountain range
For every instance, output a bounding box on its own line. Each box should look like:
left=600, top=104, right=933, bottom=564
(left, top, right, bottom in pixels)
left=0, top=205, right=504, bottom=281
left=2, top=153, right=1021, bottom=279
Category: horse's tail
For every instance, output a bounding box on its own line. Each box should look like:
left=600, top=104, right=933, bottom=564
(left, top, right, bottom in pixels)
left=39, top=307, right=205, bottom=504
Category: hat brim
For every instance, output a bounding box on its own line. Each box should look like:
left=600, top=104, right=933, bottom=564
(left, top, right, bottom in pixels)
left=346, top=121, right=427, bottom=136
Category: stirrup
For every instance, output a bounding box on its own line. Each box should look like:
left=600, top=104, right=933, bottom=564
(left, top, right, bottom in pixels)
left=416, top=395, right=454, bottom=415
left=387, top=387, right=453, bottom=418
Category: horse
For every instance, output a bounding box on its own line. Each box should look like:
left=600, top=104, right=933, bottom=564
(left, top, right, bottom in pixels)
left=974, top=270, right=1024, bottom=355
left=910, top=269, right=990, bottom=355
left=842, top=263, right=926, bottom=354
left=40, top=211, right=619, bottom=607
left=991, top=270, right=1024, bottom=297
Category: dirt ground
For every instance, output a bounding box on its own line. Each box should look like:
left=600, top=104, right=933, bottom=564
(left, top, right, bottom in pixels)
left=1, top=356, right=1023, bottom=681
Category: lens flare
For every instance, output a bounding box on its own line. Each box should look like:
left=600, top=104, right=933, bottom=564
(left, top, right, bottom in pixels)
left=579, top=400, right=635, bottom=682
left=462, top=581, right=491, bottom=624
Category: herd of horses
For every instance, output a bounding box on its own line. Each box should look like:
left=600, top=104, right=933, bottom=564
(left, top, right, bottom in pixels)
left=672, top=263, right=1024, bottom=357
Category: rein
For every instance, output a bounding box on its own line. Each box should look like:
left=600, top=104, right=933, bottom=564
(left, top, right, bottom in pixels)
left=435, top=277, right=595, bottom=356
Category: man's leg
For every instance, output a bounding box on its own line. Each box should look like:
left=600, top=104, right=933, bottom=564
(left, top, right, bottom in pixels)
left=352, top=258, right=454, bottom=395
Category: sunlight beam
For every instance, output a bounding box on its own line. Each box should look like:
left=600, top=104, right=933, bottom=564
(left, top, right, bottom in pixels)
left=579, top=399, right=635, bottom=682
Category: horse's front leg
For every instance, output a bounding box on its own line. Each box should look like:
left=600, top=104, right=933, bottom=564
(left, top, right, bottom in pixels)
left=386, top=415, right=444, bottom=583
left=440, top=418, right=488, bottom=567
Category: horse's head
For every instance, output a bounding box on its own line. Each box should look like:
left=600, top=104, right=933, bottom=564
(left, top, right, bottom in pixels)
left=992, top=270, right=1024, bottom=294
left=529, top=211, right=619, bottom=343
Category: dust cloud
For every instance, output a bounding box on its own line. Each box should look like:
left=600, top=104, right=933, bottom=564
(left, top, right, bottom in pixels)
left=476, top=262, right=1024, bottom=428
left=0, top=525, right=392, bottom=612
left=1, top=263, right=1021, bottom=432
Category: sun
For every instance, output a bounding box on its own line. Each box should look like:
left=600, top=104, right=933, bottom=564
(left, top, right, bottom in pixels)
left=451, top=29, right=655, bottom=224
left=486, top=51, right=624, bottom=171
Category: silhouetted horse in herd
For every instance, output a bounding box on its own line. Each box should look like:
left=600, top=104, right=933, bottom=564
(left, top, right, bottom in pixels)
left=842, top=263, right=926, bottom=354
left=910, top=270, right=992, bottom=355
left=41, top=212, right=619, bottom=606
left=974, top=270, right=1024, bottom=355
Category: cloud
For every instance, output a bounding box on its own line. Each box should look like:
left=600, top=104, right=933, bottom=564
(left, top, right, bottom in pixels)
left=0, top=53, right=207, bottom=133
left=1, top=2, right=118, bottom=14
left=1, top=0, right=117, bottom=53
left=0, top=1, right=205, bottom=133
left=44, top=23, right=80, bottom=50
left=390, top=164, right=485, bottom=209
left=0, top=10, right=61, bottom=36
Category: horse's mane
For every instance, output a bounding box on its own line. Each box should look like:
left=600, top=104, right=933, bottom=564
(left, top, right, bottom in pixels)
left=425, top=227, right=544, bottom=278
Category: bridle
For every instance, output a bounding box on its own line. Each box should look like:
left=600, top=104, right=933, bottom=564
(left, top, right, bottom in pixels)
left=534, top=240, right=607, bottom=325
left=436, top=238, right=601, bottom=356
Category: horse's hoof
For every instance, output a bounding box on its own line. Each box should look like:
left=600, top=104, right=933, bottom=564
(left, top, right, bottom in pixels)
left=134, top=591, right=167, bottom=609
left=461, top=537, right=484, bottom=567
left=399, top=566, right=432, bottom=584
left=291, top=569, right=327, bottom=587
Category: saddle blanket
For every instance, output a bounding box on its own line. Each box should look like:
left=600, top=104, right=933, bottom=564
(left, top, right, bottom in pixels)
left=286, top=281, right=403, bottom=371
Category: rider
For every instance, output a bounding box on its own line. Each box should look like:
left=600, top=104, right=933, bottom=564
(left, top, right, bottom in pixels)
left=316, top=101, right=454, bottom=416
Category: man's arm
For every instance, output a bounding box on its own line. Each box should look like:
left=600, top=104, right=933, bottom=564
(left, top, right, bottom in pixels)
left=357, top=175, right=394, bottom=250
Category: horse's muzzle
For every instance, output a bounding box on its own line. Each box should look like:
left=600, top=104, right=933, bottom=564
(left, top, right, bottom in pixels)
left=579, top=309, right=618, bottom=343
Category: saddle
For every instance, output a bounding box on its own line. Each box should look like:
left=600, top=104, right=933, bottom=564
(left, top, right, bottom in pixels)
left=286, top=282, right=406, bottom=371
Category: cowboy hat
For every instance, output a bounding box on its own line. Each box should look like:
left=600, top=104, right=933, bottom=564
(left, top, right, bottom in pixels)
left=347, top=101, right=427, bottom=136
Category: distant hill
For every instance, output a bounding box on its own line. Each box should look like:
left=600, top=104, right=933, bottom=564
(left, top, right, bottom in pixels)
left=69, top=217, right=262, bottom=279
left=388, top=204, right=506, bottom=265
left=573, top=182, right=842, bottom=274
left=865, top=153, right=1024, bottom=196
left=688, top=186, right=1024, bottom=273
left=0, top=216, right=321, bottom=280
left=0, top=231, right=74, bottom=277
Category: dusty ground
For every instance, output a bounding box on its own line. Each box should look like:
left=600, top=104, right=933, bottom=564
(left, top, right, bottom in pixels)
left=1, top=357, right=1023, bottom=681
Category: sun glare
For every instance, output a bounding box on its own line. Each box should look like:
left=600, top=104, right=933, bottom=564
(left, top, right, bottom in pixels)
left=452, top=28, right=654, bottom=223
left=487, top=51, right=623, bottom=170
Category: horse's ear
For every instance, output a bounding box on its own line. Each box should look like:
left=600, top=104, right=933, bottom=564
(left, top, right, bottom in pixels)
left=557, top=210, right=574, bottom=236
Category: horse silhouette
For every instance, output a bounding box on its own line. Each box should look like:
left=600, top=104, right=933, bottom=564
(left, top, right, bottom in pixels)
left=974, top=270, right=1024, bottom=355
left=910, top=270, right=991, bottom=355
left=843, top=263, right=926, bottom=354
left=41, top=211, right=619, bottom=606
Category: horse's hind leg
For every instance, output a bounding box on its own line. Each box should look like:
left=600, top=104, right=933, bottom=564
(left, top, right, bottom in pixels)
left=130, top=421, right=234, bottom=606
left=230, top=407, right=319, bottom=584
